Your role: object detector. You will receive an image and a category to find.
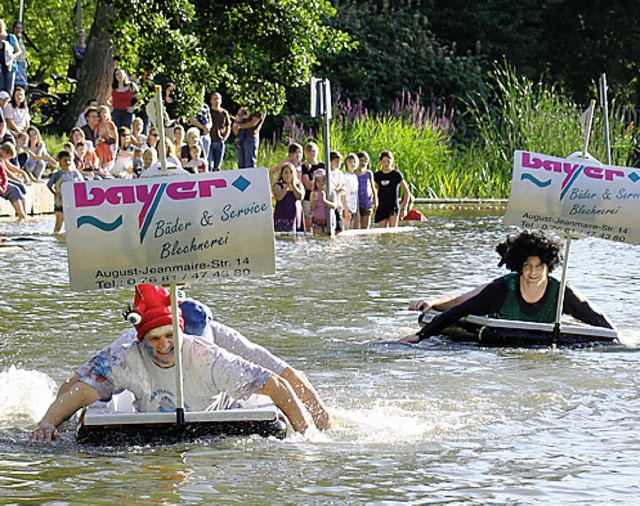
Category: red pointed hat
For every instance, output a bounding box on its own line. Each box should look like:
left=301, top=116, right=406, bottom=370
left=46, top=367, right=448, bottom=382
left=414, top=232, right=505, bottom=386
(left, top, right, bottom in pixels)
left=129, top=284, right=184, bottom=340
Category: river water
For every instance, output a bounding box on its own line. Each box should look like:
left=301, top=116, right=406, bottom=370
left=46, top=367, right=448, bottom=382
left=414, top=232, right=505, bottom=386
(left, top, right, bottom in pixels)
left=1, top=211, right=639, bottom=505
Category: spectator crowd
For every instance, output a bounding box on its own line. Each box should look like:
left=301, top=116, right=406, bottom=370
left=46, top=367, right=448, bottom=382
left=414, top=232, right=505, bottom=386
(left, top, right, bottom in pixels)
left=0, top=16, right=423, bottom=235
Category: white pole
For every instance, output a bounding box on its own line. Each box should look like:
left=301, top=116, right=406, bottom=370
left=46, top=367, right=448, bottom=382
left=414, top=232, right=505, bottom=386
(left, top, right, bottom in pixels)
left=169, top=283, right=186, bottom=425
left=552, top=237, right=572, bottom=343
left=582, top=99, right=596, bottom=158
left=154, top=85, right=168, bottom=174
left=19, top=0, right=24, bottom=23
left=599, top=74, right=611, bottom=165
left=321, top=79, right=334, bottom=237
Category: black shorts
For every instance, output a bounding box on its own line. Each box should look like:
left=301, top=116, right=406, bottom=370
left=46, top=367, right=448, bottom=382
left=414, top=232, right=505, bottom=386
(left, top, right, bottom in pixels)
left=374, top=205, right=398, bottom=223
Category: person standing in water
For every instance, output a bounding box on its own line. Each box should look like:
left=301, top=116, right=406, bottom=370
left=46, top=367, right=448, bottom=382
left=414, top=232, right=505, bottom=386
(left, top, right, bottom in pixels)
left=373, top=150, right=409, bottom=228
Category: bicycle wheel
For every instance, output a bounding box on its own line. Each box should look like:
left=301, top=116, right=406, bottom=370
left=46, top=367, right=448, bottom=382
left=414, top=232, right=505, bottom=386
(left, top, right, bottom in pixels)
left=28, top=91, right=62, bottom=127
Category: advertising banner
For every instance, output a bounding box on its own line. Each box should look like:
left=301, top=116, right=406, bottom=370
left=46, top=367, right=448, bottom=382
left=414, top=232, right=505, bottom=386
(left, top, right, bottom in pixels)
left=62, top=168, right=275, bottom=291
left=504, top=151, right=640, bottom=245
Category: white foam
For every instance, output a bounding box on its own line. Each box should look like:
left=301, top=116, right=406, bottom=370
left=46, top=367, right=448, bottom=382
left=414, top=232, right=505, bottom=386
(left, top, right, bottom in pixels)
left=0, top=366, right=57, bottom=428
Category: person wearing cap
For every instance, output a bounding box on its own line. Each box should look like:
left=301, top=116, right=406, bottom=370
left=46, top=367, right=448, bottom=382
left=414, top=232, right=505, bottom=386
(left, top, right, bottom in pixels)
left=53, top=290, right=331, bottom=431
left=402, top=230, right=614, bottom=343
left=31, top=285, right=312, bottom=442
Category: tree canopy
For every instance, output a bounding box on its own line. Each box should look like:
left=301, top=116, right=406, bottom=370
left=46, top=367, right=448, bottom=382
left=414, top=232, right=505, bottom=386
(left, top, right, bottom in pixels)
left=1, top=0, right=639, bottom=134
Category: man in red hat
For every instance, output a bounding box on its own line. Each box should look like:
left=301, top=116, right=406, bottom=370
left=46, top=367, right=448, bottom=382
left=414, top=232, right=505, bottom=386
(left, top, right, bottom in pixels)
left=31, top=284, right=310, bottom=442
left=51, top=286, right=331, bottom=431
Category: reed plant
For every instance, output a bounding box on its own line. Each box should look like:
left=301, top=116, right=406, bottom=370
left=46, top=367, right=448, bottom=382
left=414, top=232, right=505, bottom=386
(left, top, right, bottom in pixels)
left=464, top=62, right=638, bottom=195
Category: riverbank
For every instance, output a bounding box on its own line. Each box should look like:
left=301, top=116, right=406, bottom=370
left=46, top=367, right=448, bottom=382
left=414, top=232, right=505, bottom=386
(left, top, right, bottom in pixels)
left=0, top=188, right=505, bottom=218
left=0, top=183, right=54, bottom=218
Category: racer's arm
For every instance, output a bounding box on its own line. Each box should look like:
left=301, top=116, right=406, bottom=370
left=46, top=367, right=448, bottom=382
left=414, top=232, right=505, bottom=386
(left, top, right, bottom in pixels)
left=211, top=322, right=331, bottom=430
left=401, top=278, right=507, bottom=343
left=280, top=367, right=331, bottom=430
left=30, top=381, right=100, bottom=443
left=256, top=374, right=309, bottom=434
left=563, top=284, right=615, bottom=329
left=408, top=283, right=488, bottom=313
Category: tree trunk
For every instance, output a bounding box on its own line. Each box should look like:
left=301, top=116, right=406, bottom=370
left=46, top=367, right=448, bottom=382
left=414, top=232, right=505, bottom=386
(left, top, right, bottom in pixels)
left=61, top=4, right=116, bottom=133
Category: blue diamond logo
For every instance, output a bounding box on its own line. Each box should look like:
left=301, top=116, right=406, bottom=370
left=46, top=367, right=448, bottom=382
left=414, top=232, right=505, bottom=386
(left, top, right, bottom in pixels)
left=232, top=176, right=251, bottom=192
left=629, top=172, right=640, bottom=183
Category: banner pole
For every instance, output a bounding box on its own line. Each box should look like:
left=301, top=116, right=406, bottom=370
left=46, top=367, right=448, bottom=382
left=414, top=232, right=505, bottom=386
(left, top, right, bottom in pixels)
left=552, top=237, right=572, bottom=344
left=154, top=85, right=168, bottom=174
left=599, top=74, right=612, bottom=165
left=321, top=79, right=334, bottom=237
left=169, top=283, right=186, bottom=426
left=582, top=100, right=596, bottom=158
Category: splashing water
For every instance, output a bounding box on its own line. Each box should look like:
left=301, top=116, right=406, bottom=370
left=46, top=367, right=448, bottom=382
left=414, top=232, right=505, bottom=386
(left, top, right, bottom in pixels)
left=0, top=366, right=56, bottom=428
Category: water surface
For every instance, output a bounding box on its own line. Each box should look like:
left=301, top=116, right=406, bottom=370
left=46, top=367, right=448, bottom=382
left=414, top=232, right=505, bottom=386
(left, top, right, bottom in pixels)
left=1, top=212, right=639, bottom=504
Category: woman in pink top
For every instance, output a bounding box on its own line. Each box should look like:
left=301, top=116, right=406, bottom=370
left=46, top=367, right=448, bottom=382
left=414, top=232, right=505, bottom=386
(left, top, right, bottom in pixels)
left=111, top=69, right=139, bottom=129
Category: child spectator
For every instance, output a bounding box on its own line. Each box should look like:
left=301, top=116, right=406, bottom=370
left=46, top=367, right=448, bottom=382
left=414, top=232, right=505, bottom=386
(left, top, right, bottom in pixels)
left=130, top=117, right=147, bottom=148
left=0, top=141, right=36, bottom=184
left=131, top=147, right=144, bottom=177
left=309, top=169, right=337, bottom=236
left=329, top=151, right=347, bottom=233
left=270, top=161, right=304, bottom=233
left=165, top=138, right=181, bottom=166
left=180, top=127, right=200, bottom=167
left=343, top=152, right=359, bottom=230
left=356, top=150, right=377, bottom=229
left=95, top=105, right=117, bottom=172
left=373, top=150, right=410, bottom=227
left=141, top=147, right=157, bottom=172
left=283, top=143, right=304, bottom=182
left=186, top=144, right=206, bottom=173
left=75, top=142, right=102, bottom=180
left=301, top=142, right=324, bottom=232
left=46, top=150, right=84, bottom=233
left=0, top=159, right=28, bottom=220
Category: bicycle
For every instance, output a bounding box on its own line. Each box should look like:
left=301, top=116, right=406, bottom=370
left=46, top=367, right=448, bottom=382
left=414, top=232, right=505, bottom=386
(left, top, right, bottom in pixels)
left=27, top=74, right=77, bottom=127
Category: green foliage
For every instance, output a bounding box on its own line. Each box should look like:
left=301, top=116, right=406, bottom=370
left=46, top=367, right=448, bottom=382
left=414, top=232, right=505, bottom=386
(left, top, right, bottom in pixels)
left=111, top=0, right=211, bottom=117
left=0, top=1, right=97, bottom=85
left=317, top=1, right=487, bottom=113
left=191, top=0, right=351, bottom=115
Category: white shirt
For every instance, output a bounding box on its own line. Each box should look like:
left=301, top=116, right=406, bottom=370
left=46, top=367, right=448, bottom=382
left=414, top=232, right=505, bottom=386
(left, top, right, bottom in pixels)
left=79, top=334, right=271, bottom=412
left=343, top=171, right=359, bottom=213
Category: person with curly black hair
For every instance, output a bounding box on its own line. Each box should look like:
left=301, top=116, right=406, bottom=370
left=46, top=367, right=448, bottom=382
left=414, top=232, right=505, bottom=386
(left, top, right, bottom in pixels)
left=402, top=230, right=614, bottom=343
